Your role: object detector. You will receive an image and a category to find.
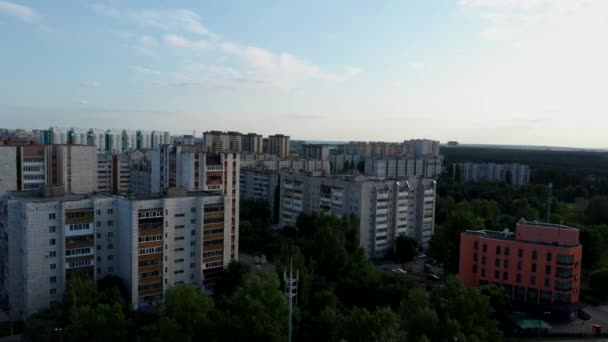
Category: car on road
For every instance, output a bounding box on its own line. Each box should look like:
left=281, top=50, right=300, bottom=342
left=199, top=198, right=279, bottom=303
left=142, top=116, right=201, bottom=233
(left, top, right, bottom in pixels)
left=392, top=268, right=407, bottom=274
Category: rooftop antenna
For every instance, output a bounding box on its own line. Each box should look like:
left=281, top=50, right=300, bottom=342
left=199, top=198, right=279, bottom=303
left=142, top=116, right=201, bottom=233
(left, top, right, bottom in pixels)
left=546, top=183, right=553, bottom=223
left=283, top=258, right=299, bottom=342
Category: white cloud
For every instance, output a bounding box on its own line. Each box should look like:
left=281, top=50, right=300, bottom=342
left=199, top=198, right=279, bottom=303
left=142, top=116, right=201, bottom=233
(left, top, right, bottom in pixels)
left=132, top=66, right=161, bottom=75
left=163, top=34, right=210, bottom=51
left=79, top=81, right=101, bottom=88
left=135, top=35, right=157, bottom=55
left=0, top=1, right=37, bottom=22
left=408, top=62, right=425, bottom=70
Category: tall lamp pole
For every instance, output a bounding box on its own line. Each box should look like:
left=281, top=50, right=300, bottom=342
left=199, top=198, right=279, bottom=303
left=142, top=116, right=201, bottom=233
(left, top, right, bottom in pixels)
left=283, top=259, right=299, bottom=342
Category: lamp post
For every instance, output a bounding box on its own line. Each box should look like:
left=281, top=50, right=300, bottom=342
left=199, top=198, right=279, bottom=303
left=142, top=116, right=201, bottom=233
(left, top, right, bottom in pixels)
left=54, top=328, right=63, bottom=342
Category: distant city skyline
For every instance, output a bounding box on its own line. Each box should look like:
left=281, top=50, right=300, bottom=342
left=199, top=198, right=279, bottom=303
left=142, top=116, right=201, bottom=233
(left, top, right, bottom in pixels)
left=1, top=1, right=607, bottom=148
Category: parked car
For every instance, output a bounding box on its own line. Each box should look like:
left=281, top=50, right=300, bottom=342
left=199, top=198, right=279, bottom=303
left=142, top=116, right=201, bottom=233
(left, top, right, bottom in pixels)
left=392, top=268, right=407, bottom=274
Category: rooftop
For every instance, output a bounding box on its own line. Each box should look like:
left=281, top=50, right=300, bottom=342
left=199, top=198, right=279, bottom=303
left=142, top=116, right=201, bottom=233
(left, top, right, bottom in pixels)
left=8, top=191, right=112, bottom=203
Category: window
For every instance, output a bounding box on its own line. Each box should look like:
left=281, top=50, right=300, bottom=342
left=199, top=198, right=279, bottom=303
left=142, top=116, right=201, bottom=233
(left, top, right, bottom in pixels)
left=518, top=249, right=523, bottom=258
left=107, top=267, right=113, bottom=273
left=108, top=209, right=113, bottom=214
left=107, top=232, right=113, bottom=238
left=503, top=272, right=509, bottom=281
left=175, top=259, right=184, bottom=263
left=530, top=276, right=536, bottom=285
left=107, top=244, right=113, bottom=249
left=191, top=230, right=196, bottom=236
left=50, top=276, right=56, bottom=283
left=482, top=244, right=487, bottom=252
left=97, top=257, right=102, bottom=262
left=175, top=236, right=185, bottom=241
left=473, top=264, right=477, bottom=273
left=481, top=268, right=486, bottom=277
left=97, top=245, right=101, bottom=250
left=505, top=247, right=510, bottom=256
left=49, top=251, right=56, bottom=257
left=546, top=252, right=552, bottom=262
left=517, top=261, right=522, bottom=270
left=49, top=213, right=56, bottom=220
left=175, top=213, right=185, bottom=217
left=49, top=239, right=56, bottom=246
left=107, top=255, right=113, bottom=261
left=96, top=221, right=101, bottom=227
left=190, top=262, right=196, bottom=269
left=97, top=209, right=101, bottom=215
left=474, top=241, right=479, bottom=250
left=107, top=220, right=113, bottom=226
left=494, top=270, right=500, bottom=280
left=50, top=264, right=56, bottom=270
left=482, top=256, right=486, bottom=265
left=190, top=252, right=195, bottom=257
left=495, top=259, right=500, bottom=267
left=546, top=265, right=551, bottom=274
left=532, top=250, right=537, bottom=260
left=191, top=218, right=196, bottom=224
left=496, top=246, right=501, bottom=255
left=473, top=253, right=478, bottom=262
left=48, top=226, right=56, bottom=233
left=544, top=278, right=551, bottom=287
left=174, top=247, right=185, bottom=252
left=503, top=260, right=509, bottom=268
left=516, top=274, right=522, bottom=283
left=531, top=263, right=537, bottom=272
left=97, top=233, right=101, bottom=238
left=50, top=288, right=56, bottom=295
left=174, top=270, right=184, bottom=274
left=190, top=241, right=196, bottom=246
left=191, top=208, right=196, bottom=213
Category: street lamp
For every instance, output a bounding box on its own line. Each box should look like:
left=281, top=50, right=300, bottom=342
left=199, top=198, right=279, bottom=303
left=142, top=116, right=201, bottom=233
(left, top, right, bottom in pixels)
left=54, top=328, right=64, bottom=342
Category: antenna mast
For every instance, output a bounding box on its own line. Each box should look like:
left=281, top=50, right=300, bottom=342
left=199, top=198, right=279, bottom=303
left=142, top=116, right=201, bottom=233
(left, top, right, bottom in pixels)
left=283, top=259, right=299, bottom=342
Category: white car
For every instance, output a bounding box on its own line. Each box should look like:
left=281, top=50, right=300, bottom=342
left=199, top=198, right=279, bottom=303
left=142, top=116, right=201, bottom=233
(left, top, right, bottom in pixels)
left=392, top=268, right=407, bottom=274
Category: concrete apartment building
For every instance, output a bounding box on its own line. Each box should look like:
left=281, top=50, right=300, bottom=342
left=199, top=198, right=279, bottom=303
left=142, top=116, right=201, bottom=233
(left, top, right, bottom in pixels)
left=203, top=131, right=242, bottom=153
left=343, top=139, right=441, bottom=159
left=0, top=187, right=236, bottom=318
left=242, top=133, right=263, bottom=154
left=0, top=145, right=98, bottom=194
left=458, top=162, right=530, bottom=187
left=278, top=173, right=436, bottom=256
left=97, top=153, right=137, bottom=194
left=268, top=134, right=290, bottom=158
left=240, top=159, right=330, bottom=174
left=459, top=220, right=582, bottom=310
left=365, top=156, right=443, bottom=179
left=301, top=144, right=331, bottom=160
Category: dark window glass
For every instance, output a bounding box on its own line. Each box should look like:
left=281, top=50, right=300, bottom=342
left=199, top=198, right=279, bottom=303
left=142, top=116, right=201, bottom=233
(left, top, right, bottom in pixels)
left=496, top=246, right=501, bottom=255
left=531, top=263, right=537, bottom=272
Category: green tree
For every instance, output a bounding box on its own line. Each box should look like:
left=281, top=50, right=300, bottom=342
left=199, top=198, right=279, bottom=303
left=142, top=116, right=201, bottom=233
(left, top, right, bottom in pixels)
left=395, top=235, right=418, bottom=262
left=590, top=268, right=608, bottom=298
left=163, top=284, right=217, bottom=339
left=480, top=284, right=513, bottom=333
left=343, top=307, right=402, bottom=342
left=221, top=272, right=288, bottom=342
left=585, top=196, right=608, bottom=225
left=67, top=303, right=129, bottom=342
left=214, top=261, right=251, bottom=300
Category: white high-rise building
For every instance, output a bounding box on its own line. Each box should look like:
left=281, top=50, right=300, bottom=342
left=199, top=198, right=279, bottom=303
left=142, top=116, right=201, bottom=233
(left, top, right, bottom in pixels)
left=106, top=129, right=122, bottom=154
left=138, top=130, right=153, bottom=150
left=0, top=188, right=238, bottom=318
left=122, top=130, right=138, bottom=152
left=88, top=129, right=107, bottom=154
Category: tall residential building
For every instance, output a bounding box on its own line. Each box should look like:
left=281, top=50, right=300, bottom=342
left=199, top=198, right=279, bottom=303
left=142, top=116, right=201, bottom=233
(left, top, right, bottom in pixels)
left=240, top=159, right=330, bottom=174
left=40, top=127, right=69, bottom=145
left=301, top=144, right=331, bottom=160
left=459, top=220, right=582, bottom=308
left=458, top=163, right=530, bottom=187
left=96, top=153, right=132, bottom=195
left=88, top=129, right=107, bottom=154
left=122, top=130, right=138, bottom=152
left=240, top=170, right=436, bottom=256
left=105, top=129, right=123, bottom=154
left=0, top=188, right=237, bottom=318
left=365, top=156, right=443, bottom=179
left=0, top=146, right=17, bottom=193
left=268, top=134, right=290, bottom=158
left=137, top=131, right=153, bottom=150
left=11, top=145, right=98, bottom=193
left=203, top=131, right=242, bottom=153
left=403, top=139, right=441, bottom=157
left=151, top=131, right=171, bottom=149
left=242, top=133, right=263, bottom=154
left=68, top=128, right=89, bottom=145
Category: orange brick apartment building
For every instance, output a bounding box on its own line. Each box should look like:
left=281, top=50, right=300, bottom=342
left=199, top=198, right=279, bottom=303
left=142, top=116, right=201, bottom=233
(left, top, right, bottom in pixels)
left=459, top=219, right=582, bottom=306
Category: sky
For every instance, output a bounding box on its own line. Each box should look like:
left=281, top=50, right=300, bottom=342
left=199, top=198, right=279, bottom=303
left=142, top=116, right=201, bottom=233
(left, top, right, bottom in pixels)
left=0, top=0, right=607, bottom=147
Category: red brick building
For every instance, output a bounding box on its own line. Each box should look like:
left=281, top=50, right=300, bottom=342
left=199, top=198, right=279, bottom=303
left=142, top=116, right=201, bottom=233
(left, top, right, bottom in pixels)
left=459, top=219, right=582, bottom=305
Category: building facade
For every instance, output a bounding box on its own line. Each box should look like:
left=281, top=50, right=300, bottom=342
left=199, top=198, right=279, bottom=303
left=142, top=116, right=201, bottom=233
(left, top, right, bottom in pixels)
left=459, top=220, right=582, bottom=306
left=458, top=163, right=530, bottom=187
left=301, top=144, right=331, bottom=160
left=0, top=188, right=237, bottom=318
left=268, top=134, right=290, bottom=158
left=364, top=156, right=443, bottom=179
left=242, top=133, right=263, bottom=154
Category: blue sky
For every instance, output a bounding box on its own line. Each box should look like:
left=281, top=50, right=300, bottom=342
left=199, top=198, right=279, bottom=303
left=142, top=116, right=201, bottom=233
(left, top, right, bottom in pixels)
left=1, top=0, right=607, bottom=147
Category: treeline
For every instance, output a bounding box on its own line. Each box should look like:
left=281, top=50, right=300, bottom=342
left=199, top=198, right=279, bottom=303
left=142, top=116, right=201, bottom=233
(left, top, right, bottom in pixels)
left=441, top=146, right=608, bottom=190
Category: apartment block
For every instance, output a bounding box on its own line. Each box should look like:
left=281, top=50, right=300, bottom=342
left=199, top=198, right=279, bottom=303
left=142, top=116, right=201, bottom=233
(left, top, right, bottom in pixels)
left=301, top=144, right=331, bottom=160
left=459, top=220, right=582, bottom=308
left=14, top=145, right=97, bottom=193
left=0, top=187, right=236, bottom=318
left=240, top=159, right=330, bottom=174
left=365, top=156, right=443, bottom=179
left=458, top=162, right=530, bottom=187
left=329, top=153, right=362, bottom=174
left=239, top=169, right=436, bottom=256
left=242, top=133, right=263, bottom=154
left=268, top=134, right=290, bottom=158
left=203, top=131, right=242, bottom=153
left=0, top=146, right=17, bottom=193
left=88, top=129, right=107, bottom=154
